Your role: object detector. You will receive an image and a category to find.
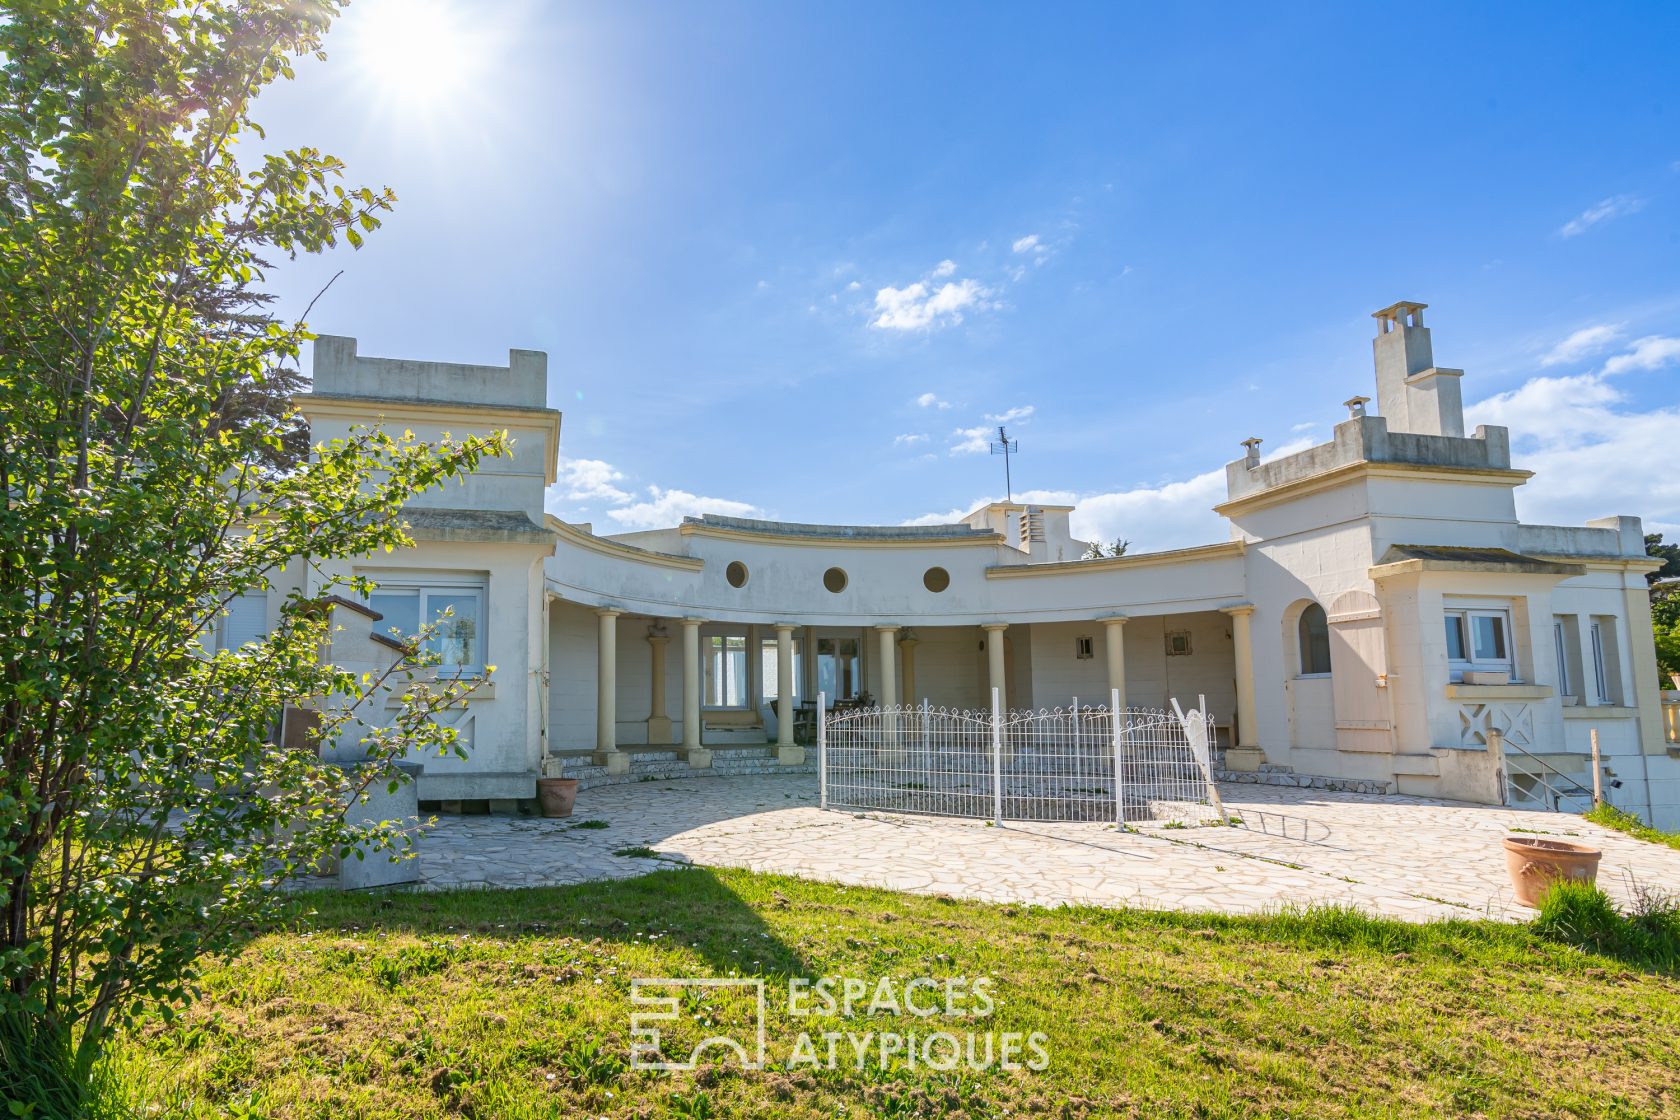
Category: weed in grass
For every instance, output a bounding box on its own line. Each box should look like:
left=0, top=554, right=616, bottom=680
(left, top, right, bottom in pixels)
left=667, top=1089, right=716, bottom=1119
left=1533, top=879, right=1680, bottom=969
left=557, top=1038, right=624, bottom=1086
left=567, top=819, right=610, bottom=830
left=612, top=845, right=659, bottom=858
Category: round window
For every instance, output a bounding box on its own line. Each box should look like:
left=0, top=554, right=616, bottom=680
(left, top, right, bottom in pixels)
left=726, top=561, right=749, bottom=588
left=822, top=567, right=848, bottom=594
left=923, top=566, right=950, bottom=593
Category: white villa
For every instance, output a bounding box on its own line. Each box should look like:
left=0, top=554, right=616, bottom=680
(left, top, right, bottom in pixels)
left=237, top=301, right=1679, bottom=829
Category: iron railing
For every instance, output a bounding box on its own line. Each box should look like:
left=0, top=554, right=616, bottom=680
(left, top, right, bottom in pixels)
left=818, top=688, right=1225, bottom=826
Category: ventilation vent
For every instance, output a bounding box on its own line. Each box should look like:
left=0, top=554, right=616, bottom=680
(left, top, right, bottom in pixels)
left=1018, top=507, right=1046, bottom=548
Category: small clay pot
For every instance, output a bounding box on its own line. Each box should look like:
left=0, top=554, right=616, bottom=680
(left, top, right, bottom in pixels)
left=1502, top=835, right=1602, bottom=907
left=536, top=777, right=580, bottom=819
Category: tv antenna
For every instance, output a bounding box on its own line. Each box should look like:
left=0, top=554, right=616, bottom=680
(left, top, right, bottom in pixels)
left=989, top=425, right=1020, bottom=501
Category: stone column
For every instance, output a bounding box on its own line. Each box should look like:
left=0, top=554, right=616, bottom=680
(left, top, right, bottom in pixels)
left=646, top=625, right=672, bottom=745
left=594, top=608, right=628, bottom=773
left=774, top=623, right=801, bottom=765
left=875, top=625, right=901, bottom=708
left=1102, top=616, right=1128, bottom=709
left=982, top=623, right=1008, bottom=708
left=681, top=617, right=709, bottom=768
left=1220, top=604, right=1264, bottom=772
left=899, top=632, right=919, bottom=706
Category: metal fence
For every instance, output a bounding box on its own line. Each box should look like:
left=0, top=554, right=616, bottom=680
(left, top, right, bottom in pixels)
left=819, top=688, right=1226, bottom=826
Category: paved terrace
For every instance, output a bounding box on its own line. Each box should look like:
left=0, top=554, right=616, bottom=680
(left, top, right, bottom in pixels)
left=403, top=774, right=1680, bottom=922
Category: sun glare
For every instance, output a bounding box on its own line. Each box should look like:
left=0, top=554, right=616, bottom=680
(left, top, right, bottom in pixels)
left=346, top=0, right=484, bottom=114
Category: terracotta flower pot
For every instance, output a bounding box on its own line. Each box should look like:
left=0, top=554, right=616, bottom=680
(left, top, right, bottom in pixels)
left=536, top=776, right=579, bottom=819
left=1502, top=835, right=1602, bottom=907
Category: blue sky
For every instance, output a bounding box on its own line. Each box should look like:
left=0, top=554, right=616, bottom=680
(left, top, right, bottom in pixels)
left=254, top=1, right=1680, bottom=550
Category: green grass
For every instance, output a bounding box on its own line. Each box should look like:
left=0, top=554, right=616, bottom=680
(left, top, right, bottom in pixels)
left=1587, top=802, right=1680, bottom=851
left=101, top=869, right=1680, bottom=1119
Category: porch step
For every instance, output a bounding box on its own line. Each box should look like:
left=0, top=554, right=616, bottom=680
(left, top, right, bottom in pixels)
left=1213, top=759, right=1393, bottom=797
left=552, top=745, right=812, bottom=792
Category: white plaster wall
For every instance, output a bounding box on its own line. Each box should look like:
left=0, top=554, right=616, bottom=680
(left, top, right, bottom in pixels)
left=1027, top=621, right=1111, bottom=709
left=1116, top=615, right=1238, bottom=724
left=548, top=598, right=599, bottom=751
left=545, top=529, right=1247, bottom=629
left=309, top=539, right=546, bottom=781
left=906, top=627, right=988, bottom=710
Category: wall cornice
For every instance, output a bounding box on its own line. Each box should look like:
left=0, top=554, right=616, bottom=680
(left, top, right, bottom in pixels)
left=548, top=516, right=705, bottom=571
left=1213, top=460, right=1533, bottom=518
left=984, top=539, right=1245, bottom=579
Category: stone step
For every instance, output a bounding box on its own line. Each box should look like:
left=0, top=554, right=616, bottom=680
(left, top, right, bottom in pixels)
left=1215, top=768, right=1392, bottom=797
left=552, top=746, right=812, bottom=791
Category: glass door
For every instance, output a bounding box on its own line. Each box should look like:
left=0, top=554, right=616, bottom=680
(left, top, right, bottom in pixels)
left=816, top=635, right=862, bottom=701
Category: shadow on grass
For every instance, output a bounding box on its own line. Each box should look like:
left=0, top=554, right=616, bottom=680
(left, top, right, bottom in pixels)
left=280, top=865, right=817, bottom=981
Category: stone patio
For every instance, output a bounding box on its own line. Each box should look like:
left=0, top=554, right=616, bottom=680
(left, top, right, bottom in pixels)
left=401, top=773, right=1680, bottom=922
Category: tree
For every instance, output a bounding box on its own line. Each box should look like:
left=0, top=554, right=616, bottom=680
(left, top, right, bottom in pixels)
left=1646, top=533, right=1680, bottom=587
left=0, top=1, right=507, bottom=1107
left=1082, top=538, right=1131, bottom=560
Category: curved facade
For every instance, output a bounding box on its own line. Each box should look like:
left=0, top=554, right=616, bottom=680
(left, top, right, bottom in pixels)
left=255, top=302, right=1675, bottom=827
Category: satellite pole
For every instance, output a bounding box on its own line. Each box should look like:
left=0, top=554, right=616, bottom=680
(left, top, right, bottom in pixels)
left=989, top=425, right=1019, bottom=501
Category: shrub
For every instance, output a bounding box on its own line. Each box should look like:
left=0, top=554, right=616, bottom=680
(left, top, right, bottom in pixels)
left=1532, top=881, right=1680, bottom=970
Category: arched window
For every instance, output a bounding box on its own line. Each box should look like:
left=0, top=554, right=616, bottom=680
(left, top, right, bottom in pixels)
left=1298, top=603, right=1332, bottom=676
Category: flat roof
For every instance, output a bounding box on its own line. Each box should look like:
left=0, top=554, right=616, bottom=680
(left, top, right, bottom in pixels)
left=682, top=514, right=999, bottom=542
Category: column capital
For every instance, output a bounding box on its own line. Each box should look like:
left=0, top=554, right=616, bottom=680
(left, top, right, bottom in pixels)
left=595, top=606, right=625, bottom=619
left=873, top=623, right=902, bottom=634
left=897, top=635, right=920, bottom=648
left=681, top=615, right=705, bottom=628
left=646, top=633, right=671, bottom=646
left=1219, top=603, right=1256, bottom=618
left=773, top=622, right=798, bottom=634
left=980, top=621, right=1010, bottom=633
left=1099, top=614, right=1129, bottom=627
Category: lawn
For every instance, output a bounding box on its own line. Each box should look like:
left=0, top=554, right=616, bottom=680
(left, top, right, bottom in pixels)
left=1587, top=802, right=1680, bottom=852
left=108, top=868, right=1680, bottom=1120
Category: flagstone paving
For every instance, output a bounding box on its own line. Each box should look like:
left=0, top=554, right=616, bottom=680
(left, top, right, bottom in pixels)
left=406, top=773, right=1680, bottom=922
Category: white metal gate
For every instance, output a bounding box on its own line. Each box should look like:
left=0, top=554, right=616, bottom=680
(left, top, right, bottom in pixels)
left=819, top=688, right=1225, bottom=826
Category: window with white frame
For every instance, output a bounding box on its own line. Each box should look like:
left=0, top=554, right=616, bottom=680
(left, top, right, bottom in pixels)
left=760, top=637, right=803, bottom=704
left=366, top=575, right=487, bottom=674
left=220, top=590, right=267, bottom=652
left=1443, top=607, right=1513, bottom=681
left=1586, top=616, right=1626, bottom=706
left=1589, top=620, right=1609, bottom=703
left=705, top=633, right=751, bottom=708
left=1553, top=619, right=1573, bottom=698
left=1297, top=603, right=1332, bottom=676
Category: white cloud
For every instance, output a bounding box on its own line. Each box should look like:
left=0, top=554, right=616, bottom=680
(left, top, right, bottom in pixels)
left=909, top=439, right=1317, bottom=551
left=554, top=457, right=632, bottom=504
left=947, top=405, right=1035, bottom=454
left=845, top=280, right=861, bottom=291
left=871, top=276, right=992, bottom=331
left=1011, top=234, right=1042, bottom=254
left=948, top=424, right=995, bottom=455
left=605, top=486, right=762, bottom=530
left=893, top=433, right=929, bottom=446
left=915, top=392, right=951, bottom=409
left=1467, top=372, right=1680, bottom=532
left=930, top=259, right=957, bottom=278
left=1558, top=194, right=1645, bottom=237
left=1602, top=335, right=1680, bottom=375
left=1541, top=323, right=1623, bottom=367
